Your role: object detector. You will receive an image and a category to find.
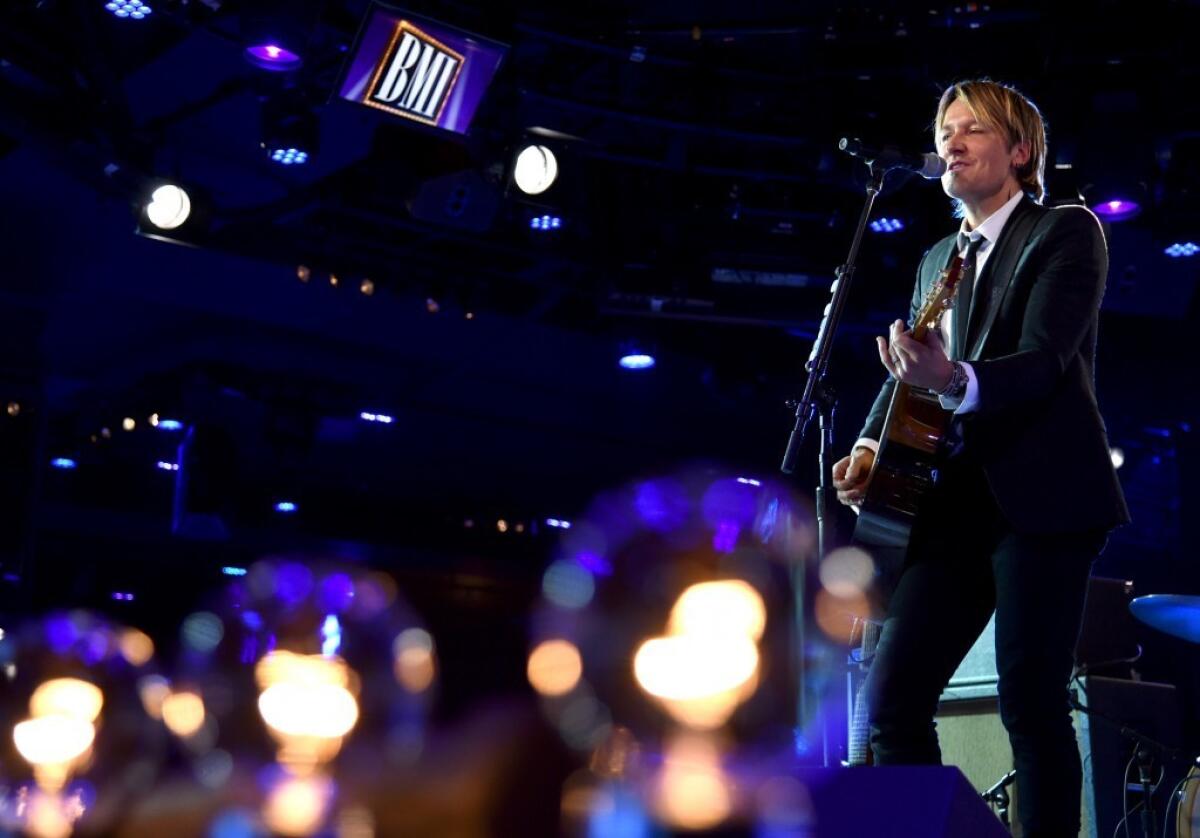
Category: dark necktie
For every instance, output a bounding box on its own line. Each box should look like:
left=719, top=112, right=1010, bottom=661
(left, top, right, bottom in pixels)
left=953, top=233, right=985, bottom=360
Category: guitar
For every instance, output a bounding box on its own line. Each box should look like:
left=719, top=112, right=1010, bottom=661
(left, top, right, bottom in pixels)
left=853, top=254, right=966, bottom=550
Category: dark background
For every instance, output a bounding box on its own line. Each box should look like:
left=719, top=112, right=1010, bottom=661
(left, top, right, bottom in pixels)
left=0, top=0, right=1196, bottom=741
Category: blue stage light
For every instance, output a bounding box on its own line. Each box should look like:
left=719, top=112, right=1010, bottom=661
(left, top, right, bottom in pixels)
left=268, top=147, right=309, bottom=166
left=530, top=215, right=563, bottom=231
left=869, top=218, right=905, bottom=233
left=105, top=1, right=152, bottom=20
left=50, top=458, right=77, bottom=470
left=545, top=518, right=573, bottom=529
left=274, top=501, right=298, bottom=514
left=221, top=566, right=248, bottom=577
left=1164, top=242, right=1199, bottom=258
left=359, top=412, right=394, bottom=424
left=156, top=461, right=179, bottom=472
left=619, top=353, right=655, bottom=370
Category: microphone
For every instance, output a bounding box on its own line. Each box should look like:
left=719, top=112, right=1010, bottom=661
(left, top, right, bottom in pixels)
left=839, top=137, right=947, bottom=179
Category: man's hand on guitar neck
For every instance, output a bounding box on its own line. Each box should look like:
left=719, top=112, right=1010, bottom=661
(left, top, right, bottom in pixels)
left=878, top=319, right=955, bottom=392
left=833, top=446, right=876, bottom=507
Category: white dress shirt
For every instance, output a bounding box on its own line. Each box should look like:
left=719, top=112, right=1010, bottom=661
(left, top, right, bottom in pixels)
left=855, top=189, right=1025, bottom=455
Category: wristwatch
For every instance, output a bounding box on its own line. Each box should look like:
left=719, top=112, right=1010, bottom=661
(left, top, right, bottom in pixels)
left=936, top=361, right=968, bottom=401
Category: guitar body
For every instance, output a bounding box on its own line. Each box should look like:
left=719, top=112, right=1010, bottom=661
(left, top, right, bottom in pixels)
left=853, top=383, right=950, bottom=549
left=852, top=253, right=966, bottom=552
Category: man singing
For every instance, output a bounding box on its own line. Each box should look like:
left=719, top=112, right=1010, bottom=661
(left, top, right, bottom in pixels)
left=831, top=79, right=1128, bottom=836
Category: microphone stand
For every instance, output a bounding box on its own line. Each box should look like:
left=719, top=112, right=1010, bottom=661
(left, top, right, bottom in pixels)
left=780, top=161, right=887, bottom=762
left=982, top=770, right=1017, bottom=829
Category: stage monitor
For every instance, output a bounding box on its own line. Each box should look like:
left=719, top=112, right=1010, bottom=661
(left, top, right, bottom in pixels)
left=337, top=4, right=507, bottom=135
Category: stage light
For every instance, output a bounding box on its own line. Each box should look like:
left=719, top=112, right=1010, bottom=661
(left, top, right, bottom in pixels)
left=156, top=419, right=183, bottom=431
left=156, top=461, right=179, bottom=472
left=513, top=144, right=559, bottom=195
left=261, top=97, right=318, bottom=165
left=144, top=184, right=191, bottom=230
left=221, top=567, right=248, bottom=577
left=1164, top=242, right=1199, bottom=258
left=619, top=354, right=655, bottom=370
left=122, top=418, right=135, bottom=431
left=1110, top=447, right=1125, bottom=469
left=359, top=278, right=374, bottom=296
left=50, top=458, right=77, bottom=470
left=1090, top=198, right=1140, bottom=221
left=359, top=412, right=393, bottom=424
left=736, top=477, right=761, bottom=487
left=869, top=217, right=904, bottom=233
left=530, top=214, right=563, bottom=231
left=245, top=43, right=302, bottom=71
left=6, top=402, right=19, bottom=417
left=104, top=0, right=152, bottom=20
left=545, top=518, right=572, bottom=529
left=274, top=501, right=298, bottom=514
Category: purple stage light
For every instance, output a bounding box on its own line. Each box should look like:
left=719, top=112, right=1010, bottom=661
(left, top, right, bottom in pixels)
left=245, top=43, right=302, bottom=72
left=869, top=217, right=905, bottom=233
left=1091, top=199, right=1140, bottom=221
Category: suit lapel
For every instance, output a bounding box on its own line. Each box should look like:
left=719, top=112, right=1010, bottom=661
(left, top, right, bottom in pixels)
left=967, top=199, right=1045, bottom=360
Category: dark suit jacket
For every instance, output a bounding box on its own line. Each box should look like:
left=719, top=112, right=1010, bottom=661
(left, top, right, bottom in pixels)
left=858, top=196, right=1130, bottom=534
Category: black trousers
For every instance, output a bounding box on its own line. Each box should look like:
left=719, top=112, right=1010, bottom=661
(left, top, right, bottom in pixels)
left=863, top=461, right=1106, bottom=838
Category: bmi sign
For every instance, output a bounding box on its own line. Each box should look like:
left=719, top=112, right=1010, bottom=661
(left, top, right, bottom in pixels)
left=339, top=5, right=506, bottom=134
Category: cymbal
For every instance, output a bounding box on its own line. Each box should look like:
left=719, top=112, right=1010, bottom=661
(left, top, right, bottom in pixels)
left=1130, top=594, right=1200, bottom=644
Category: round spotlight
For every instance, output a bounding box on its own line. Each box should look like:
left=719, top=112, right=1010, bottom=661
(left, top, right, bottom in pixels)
left=1090, top=198, right=1140, bottom=222
left=145, top=184, right=192, bottom=230
left=245, top=43, right=302, bottom=72
left=619, top=354, right=656, bottom=370
left=513, top=145, right=559, bottom=195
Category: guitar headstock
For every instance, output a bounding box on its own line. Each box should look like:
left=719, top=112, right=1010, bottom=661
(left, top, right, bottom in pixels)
left=910, top=254, right=964, bottom=340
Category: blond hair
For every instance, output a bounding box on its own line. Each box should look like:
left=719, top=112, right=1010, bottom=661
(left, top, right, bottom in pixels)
left=933, top=79, right=1047, bottom=204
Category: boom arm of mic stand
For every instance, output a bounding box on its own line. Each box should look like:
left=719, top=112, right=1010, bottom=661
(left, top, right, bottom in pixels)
left=780, top=164, right=886, bottom=474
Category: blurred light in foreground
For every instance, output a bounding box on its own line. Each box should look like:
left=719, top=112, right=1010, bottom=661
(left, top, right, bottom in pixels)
left=161, top=690, right=206, bottom=738
left=144, top=184, right=191, bottom=230
left=619, top=353, right=655, bottom=370
left=137, top=676, right=171, bottom=720
left=105, top=1, right=152, bottom=20
left=542, top=560, right=595, bottom=610
left=869, top=217, right=905, bottom=233
left=50, top=458, right=77, bottom=470
left=256, top=652, right=359, bottom=740
left=527, top=639, right=583, bottom=697
left=818, top=547, right=876, bottom=597
left=13, top=717, right=95, bottom=774
left=262, top=774, right=332, bottom=837
left=30, top=679, right=104, bottom=723
left=634, top=635, right=758, bottom=729
left=1164, top=242, right=1199, bottom=258
left=1110, top=447, right=1125, bottom=469
left=5, top=402, right=18, bottom=417
left=148, top=413, right=159, bottom=427
left=274, top=501, right=298, bottom=514
left=320, top=615, right=341, bottom=658
left=1091, top=198, right=1140, bottom=221
left=652, top=736, right=732, bottom=831
left=392, top=628, right=436, bottom=693
left=358, top=412, right=393, bottom=424
left=118, top=629, right=155, bottom=666
left=122, top=417, right=135, bottom=431
left=181, top=611, right=224, bottom=654
left=814, top=588, right=871, bottom=644
left=297, top=265, right=311, bottom=282
left=359, top=279, right=374, bottom=296
left=668, top=580, right=766, bottom=641
left=513, top=144, right=558, bottom=195
left=221, top=566, right=248, bottom=577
